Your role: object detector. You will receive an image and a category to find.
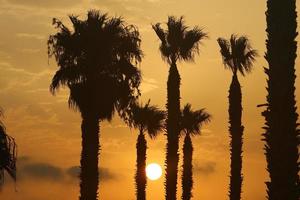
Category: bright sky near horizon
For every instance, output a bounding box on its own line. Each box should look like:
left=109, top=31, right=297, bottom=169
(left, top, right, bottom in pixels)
left=0, top=0, right=299, bottom=200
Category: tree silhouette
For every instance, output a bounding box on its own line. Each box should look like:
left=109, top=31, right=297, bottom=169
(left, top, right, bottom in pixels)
left=180, top=104, right=210, bottom=200
left=217, top=35, right=257, bottom=200
left=152, top=16, right=207, bottom=200
left=48, top=10, right=142, bottom=200
left=0, top=109, right=17, bottom=190
left=128, top=100, right=165, bottom=200
left=263, top=0, right=300, bottom=199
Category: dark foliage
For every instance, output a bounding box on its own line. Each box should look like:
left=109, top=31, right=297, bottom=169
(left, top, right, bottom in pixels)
left=180, top=104, right=210, bottom=200
left=153, top=16, right=207, bottom=200
left=129, top=101, right=165, bottom=200
left=0, top=110, right=17, bottom=190
left=217, top=34, right=257, bottom=200
left=48, top=10, right=142, bottom=200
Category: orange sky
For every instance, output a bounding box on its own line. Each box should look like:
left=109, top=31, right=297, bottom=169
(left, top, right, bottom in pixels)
left=0, top=0, right=300, bottom=200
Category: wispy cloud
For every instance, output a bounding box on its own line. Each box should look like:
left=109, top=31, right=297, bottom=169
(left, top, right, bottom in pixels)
left=16, top=33, right=45, bottom=40
left=16, top=157, right=117, bottom=183
left=66, top=166, right=117, bottom=181
left=140, top=77, right=159, bottom=93
left=194, top=161, right=216, bottom=175
left=6, top=0, right=83, bottom=8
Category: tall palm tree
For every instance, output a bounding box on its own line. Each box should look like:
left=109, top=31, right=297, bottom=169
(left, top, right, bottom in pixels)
left=0, top=110, right=17, bottom=190
left=129, top=100, right=165, bottom=200
left=152, top=16, right=207, bottom=200
left=217, top=35, right=257, bottom=200
left=263, top=0, right=300, bottom=199
left=180, top=104, right=210, bottom=200
left=48, top=10, right=142, bottom=200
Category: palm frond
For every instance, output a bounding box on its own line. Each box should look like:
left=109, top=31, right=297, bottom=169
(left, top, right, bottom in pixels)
left=180, top=27, right=208, bottom=61
left=0, top=113, right=17, bottom=189
left=180, top=103, right=211, bottom=136
left=152, top=23, right=166, bottom=44
left=153, top=16, right=207, bottom=64
left=217, top=37, right=233, bottom=70
left=217, top=34, right=258, bottom=75
left=49, top=10, right=142, bottom=120
left=129, top=100, right=165, bottom=139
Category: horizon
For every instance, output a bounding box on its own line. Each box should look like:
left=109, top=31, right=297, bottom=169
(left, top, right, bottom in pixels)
left=0, top=0, right=299, bottom=200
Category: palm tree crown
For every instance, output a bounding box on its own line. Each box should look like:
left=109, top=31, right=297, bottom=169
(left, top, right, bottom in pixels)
left=129, top=100, right=165, bottom=200
left=180, top=103, right=211, bottom=200
left=130, top=100, right=165, bottom=137
left=0, top=110, right=17, bottom=188
left=48, top=10, right=142, bottom=120
left=152, top=16, right=207, bottom=64
left=180, top=103, right=211, bottom=135
left=217, top=34, right=257, bottom=76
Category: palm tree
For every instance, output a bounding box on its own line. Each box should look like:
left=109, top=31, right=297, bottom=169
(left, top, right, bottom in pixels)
left=48, top=10, right=142, bottom=200
left=0, top=110, right=17, bottom=190
left=180, top=104, right=211, bottom=200
left=217, top=35, right=257, bottom=200
left=263, top=0, right=300, bottom=199
left=152, top=16, right=207, bottom=200
left=128, top=100, right=165, bottom=200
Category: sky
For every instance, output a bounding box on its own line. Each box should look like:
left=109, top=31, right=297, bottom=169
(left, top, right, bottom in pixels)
left=0, top=0, right=299, bottom=199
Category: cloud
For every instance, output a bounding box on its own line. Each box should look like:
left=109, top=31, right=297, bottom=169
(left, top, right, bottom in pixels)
left=16, top=33, right=45, bottom=40
left=66, top=166, right=116, bottom=181
left=16, top=157, right=117, bottom=183
left=25, top=104, right=52, bottom=120
left=140, top=78, right=159, bottom=93
left=17, top=156, right=31, bottom=164
left=194, top=161, right=216, bottom=175
left=19, top=163, right=64, bottom=181
left=6, top=0, right=83, bottom=8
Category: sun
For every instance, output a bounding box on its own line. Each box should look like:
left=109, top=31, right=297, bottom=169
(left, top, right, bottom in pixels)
left=146, top=163, right=162, bottom=181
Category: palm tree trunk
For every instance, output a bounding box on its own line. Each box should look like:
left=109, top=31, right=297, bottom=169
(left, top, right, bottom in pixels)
left=228, top=73, right=243, bottom=200
left=80, top=117, right=99, bottom=200
left=181, top=133, right=193, bottom=200
left=0, top=128, right=8, bottom=187
left=165, top=62, right=181, bottom=200
left=135, top=130, right=147, bottom=200
left=263, top=0, right=300, bottom=199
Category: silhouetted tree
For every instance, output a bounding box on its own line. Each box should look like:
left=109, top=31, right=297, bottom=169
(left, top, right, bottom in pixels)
left=217, top=35, right=257, bottom=200
left=129, top=100, right=165, bottom=200
left=0, top=109, right=17, bottom=190
left=180, top=104, right=210, bottom=200
left=152, top=16, right=207, bottom=200
left=48, top=10, right=142, bottom=200
left=263, top=0, right=300, bottom=199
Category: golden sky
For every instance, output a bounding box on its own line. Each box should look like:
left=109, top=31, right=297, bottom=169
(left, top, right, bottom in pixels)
left=0, top=0, right=300, bottom=199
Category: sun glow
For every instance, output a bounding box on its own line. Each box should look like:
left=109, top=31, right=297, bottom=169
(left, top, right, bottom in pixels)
left=146, top=163, right=162, bottom=181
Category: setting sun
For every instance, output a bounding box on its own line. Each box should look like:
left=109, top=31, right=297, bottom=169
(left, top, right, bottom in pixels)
left=146, top=163, right=162, bottom=181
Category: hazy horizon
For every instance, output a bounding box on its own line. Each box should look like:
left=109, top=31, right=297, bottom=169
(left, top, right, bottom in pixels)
left=0, top=0, right=300, bottom=199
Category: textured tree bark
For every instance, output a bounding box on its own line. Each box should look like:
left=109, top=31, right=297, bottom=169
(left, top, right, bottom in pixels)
left=80, top=117, right=99, bottom=200
left=228, top=74, right=243, bottom=200
left=135, top=130, right=147, bottom=200
left=264, top=0, right=300, bottom=199
left=181, top=134, right=193, bottom=200
left=165, top=62, right=181, bottom=200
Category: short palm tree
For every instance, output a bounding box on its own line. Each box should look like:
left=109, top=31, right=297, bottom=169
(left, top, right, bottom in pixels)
left=0, top=110, right=17, bottom=190
left=152, top=16, right=207, bottom=200
left=129, top=100, right=165, bottom=200
left=180, top=104, right=211, bottom=200
left=48, top=10, right=142, bottom=200
left=217, top=34, right=257, bottom=200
